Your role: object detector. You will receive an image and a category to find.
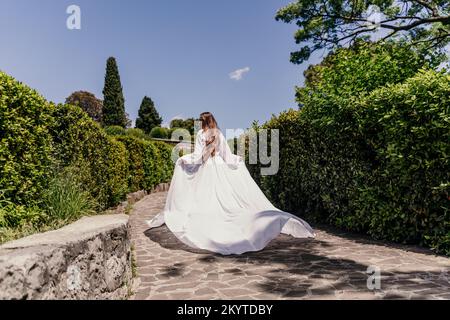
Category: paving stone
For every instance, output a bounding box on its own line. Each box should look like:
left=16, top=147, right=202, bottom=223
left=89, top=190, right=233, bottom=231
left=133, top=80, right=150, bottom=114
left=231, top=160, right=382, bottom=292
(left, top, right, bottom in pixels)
left=129, top=191, right=450, bottom=300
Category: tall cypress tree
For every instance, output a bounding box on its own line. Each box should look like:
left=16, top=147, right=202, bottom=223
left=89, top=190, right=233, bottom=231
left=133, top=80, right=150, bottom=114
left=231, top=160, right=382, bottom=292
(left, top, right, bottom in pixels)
left=102, top=57, right=127, bottom=127
left=135, top=96, right=162, bottom=134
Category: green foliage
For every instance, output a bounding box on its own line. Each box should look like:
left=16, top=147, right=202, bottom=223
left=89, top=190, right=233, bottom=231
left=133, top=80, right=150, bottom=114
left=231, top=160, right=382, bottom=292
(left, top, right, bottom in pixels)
left=354, top=70, right=450, bottom=254
left=102, top=57, right=128, bottom=127
left=250, top=42, right=449, bottom=255
left=0, top=198, right=46, bottom=229
left=116, top=136, right=146, bottom=192
left=0, top=72, right=174, bottom=244
left=43, top=165, right=98, bottom=222
left=170, top=118, right=195, bottom=135
left=275, top=0, right=450, bottom=64
left=142, top=141, right=160, bottom=190
left=153, top=141, right=175, bottom=183
left=104, top=125, right=126, bottom=136
left=135, top=96, right=162, bottom=134
left=0, top=72, right=55, bottom=204
left=117, top=136, right=174, bottom=192
left=150, top=126, right=170, bottom=139
left=65, top=91, right=103, bottom=123
left=298, top=40, right=436, bottom=103
left=252, top=70, right=450, bottom=255
left=51, top=104, right=128, bottom=208
left=125, top=128, right=151, bottom=140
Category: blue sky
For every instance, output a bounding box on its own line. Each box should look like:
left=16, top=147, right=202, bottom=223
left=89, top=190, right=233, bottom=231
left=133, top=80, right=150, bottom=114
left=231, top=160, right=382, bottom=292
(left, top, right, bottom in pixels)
left=0, top=0, right=323, bottom=131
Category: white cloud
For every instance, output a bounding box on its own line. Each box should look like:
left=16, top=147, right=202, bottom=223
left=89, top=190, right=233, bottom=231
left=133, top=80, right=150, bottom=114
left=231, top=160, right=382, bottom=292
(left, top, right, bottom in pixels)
left=229, top=67, right=250, bottom=81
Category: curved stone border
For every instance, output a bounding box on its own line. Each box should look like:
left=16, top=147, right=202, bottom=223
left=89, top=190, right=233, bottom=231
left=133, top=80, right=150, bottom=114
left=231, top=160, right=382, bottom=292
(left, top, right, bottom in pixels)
left=0, top=214, right=131, bottom=300
left=0, top=182, right=171, bottom=300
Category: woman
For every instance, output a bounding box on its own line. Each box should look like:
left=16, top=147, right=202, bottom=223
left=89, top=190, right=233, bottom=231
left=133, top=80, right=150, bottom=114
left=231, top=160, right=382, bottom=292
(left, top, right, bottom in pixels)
left=147, top=112, right=315, bottom=255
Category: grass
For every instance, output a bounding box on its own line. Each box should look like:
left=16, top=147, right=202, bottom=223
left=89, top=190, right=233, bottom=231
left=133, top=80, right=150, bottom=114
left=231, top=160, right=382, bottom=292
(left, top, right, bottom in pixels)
left=43, top=166, right=98, bottom=222
left=131, top=243, right=138, bottom=278
left=124, top=203, right=134, bottom=215
left=0, top=165, right=99, bottom=245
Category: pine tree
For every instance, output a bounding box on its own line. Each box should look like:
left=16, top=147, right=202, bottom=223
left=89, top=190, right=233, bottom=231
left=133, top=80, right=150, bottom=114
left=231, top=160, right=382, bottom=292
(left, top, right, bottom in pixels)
left=102, top=57, right=127, bottom=127
left=135, top=96, right=162, bottom=134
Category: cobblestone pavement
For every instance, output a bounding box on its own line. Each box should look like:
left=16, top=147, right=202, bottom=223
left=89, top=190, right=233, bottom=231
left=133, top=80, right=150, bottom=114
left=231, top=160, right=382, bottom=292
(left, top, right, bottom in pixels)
left=129, top=192, right=450, bottom=300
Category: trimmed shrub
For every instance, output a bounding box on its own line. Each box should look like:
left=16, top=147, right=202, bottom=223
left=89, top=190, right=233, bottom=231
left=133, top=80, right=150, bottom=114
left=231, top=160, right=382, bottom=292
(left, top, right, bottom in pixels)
left=252, top=70, right=450, bottom=255
left=150, top=126, right=169, bottom=139
left=0, top=72, right=55, bottom=204
left=354, top=70, right=450, bottom=253
left=153, top=141, right=175, bottom=183
left=104, top=125, right=126, bottom=136
left=50, top=104, right=128, bottom=208
left=0, top=71, right=174, bottom=243
left=125, top=128, right=151, bottom=140
left=117, top=136, right=174, bottom=192
left=116, top=136, right=146, bottom=192
left=142, top=141, right=160, bottom=190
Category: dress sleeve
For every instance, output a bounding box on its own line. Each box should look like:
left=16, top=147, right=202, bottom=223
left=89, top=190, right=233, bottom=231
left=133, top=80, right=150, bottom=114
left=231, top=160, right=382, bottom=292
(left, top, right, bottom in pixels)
left=178, top=130, right=205, bottom=165
left=219, top=131, right=242, bottom=168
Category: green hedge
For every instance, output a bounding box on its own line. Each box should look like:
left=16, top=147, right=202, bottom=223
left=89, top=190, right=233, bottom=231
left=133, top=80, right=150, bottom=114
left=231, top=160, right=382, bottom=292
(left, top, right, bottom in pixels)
left=51, top=104, right=129, bottom=208
left=0, top=71, right=174, bottom=234
left=252, top=70, right=450, bottom=255
left=0, top=72, right=55, bottom=204
left=116, top=136, right=146, bottom=192
left=116, top=136, right=175, bottom=193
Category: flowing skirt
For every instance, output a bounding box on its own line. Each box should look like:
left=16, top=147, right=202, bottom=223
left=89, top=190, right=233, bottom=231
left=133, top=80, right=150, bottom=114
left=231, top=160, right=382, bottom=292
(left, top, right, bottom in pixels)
left=147, top=155, right=315, bottom=255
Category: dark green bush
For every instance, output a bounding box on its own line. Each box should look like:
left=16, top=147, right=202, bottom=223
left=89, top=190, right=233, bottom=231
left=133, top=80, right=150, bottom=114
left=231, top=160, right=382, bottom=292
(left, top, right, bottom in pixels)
left=142, top=141, right=160, bottom=190
left=126, top=128, right=151, bottom=140
left=153, top=141, right=175, bottom=183
left=104, top=125, right=126, bottom=136
left=0, top=72, right=55, bottom=204
left=253, top=70, right=450, bottom=255
left=51, top=104, right=129, bottom=208
left=150, top=126, right=169, bottom=139
left=116, top=136, right=146, bottom=192
left=0, top=72, right=174, bottom=243
left=354, top=70, right=450, bottom=254
left=117, top=136, right=174, bottom=192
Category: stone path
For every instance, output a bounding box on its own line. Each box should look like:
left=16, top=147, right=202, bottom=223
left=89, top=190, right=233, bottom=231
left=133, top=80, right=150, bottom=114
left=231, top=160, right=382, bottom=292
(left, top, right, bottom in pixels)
left=129, top=192, right=450, bottom=300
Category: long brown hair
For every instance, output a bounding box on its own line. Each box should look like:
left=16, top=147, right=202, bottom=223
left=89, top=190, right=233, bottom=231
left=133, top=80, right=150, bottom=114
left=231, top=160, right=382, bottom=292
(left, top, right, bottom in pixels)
left=199, top=112, right=219, bottom=159
left=199, top=112, right=218, bottom=131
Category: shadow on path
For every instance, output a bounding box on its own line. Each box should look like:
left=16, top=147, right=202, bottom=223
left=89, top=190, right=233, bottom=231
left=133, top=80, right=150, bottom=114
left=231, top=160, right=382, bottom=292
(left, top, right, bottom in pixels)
left=145, top=225, right=450, bottom=299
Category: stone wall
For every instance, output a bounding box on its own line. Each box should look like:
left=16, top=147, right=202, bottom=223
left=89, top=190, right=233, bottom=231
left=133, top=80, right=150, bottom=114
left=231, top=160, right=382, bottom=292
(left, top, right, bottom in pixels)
left=0, top=183, right=171, bottom=300
left=0, top=214, right=132, bottom=300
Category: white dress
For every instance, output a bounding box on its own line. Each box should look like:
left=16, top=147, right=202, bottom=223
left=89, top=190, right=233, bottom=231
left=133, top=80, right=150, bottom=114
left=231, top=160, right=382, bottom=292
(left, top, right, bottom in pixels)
left=147, top=129, right=315, bottom=255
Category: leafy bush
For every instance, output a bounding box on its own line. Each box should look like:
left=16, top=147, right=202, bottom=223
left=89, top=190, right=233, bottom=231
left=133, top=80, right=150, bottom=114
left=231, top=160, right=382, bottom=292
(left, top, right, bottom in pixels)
left=0, top=72, right=55, bottom=204
left=65, top=91, right=103, bottom=123
left=104, top=125, right=126, bottom=136
left=51, top=104, right=129, bottom=208
left=0, top=198, right=46, bottom=229
left=117, top=136, right=175, bottom=192
left=0, top=72, right=175, bottom=244
left=150, top=126, right=169, bottom=139
left=354, top=70, right=450, bottom=254
left=153, top=141, right=175, bottom=183
left=125, top=128, right=150, bottom=140
left=252, top=70, right=450, bottom=255
left=142, top=141, right=160, bottom=190
left=116, top=136, right=146, bottom=192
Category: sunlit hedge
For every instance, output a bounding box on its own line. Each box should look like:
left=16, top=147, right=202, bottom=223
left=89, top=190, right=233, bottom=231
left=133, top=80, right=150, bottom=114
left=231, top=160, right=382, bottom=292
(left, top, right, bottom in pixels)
left=0, top=72, right=174, bottom=235
left=0, top=72, right=55, bottom=204
left=252, top=70, right=450, bottom=255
